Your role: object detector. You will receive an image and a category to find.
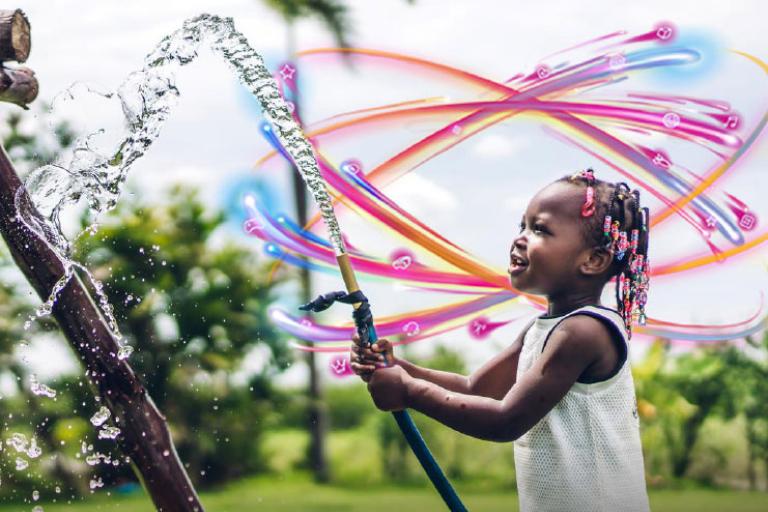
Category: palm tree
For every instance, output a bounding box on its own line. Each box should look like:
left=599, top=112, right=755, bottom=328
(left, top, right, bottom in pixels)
left=258, top=0, right=352, bottom=484
left=259, top=0, right=415, bottom=484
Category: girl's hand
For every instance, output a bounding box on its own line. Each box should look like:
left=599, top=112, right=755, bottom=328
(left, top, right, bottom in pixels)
left=367, top=365, right=410, bottom=411
left=349, top=335, right=394, bottom=382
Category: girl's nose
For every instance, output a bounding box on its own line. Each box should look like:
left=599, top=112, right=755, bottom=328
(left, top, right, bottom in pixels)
left=511, top=234, right=527, bottom=251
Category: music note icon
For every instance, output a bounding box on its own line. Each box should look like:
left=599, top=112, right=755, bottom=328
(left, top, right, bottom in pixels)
left=656, top=25, right=673, bottom=40
left=243, top=219, right=263, bottom=234
left=402, top=321, right=420, bottom=337
left=724, top=115, right=739, bottom=130
left=341, top=159, right=362, bottom=175
left=392, top=255, right=412, bottom=270
left=652, top=153, right=671, bottom=169
left=471, top=319, right=488, bottom=336
left=662, top=112, right=680, bottom=129
left=738, top=211, right=757, bottom=231
left=330, top=356, right=349, bottom=375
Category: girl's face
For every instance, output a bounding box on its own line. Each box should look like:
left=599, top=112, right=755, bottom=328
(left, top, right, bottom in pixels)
left=508, top=181, right=593, bottom=296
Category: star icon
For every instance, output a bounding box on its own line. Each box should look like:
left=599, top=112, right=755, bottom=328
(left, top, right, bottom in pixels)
left=279, top=63, right=296, bottom=81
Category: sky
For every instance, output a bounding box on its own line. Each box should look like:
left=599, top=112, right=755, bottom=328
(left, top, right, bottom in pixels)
left=5, top=0, right=768, bottom=386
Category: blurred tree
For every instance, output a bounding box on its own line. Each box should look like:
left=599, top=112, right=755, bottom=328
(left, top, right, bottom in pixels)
left=718, top=335, right=768, bottom=491
left=2, top=102, right=76, bottom=174
left=257, top=0, right=416, bottom=484
left=258, top=0, right=354, bottom=484
left=666, top=345, right=750, bottom=480
left=376, top=344, right=466, bottom=481
left=634, top=337, right=768, bottom=487
left=72, top=185, right=290, bottom=484
left=0, top=106, right=85, bottom=497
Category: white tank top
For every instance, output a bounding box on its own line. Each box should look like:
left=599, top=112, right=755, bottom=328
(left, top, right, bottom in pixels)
left=513, top=305, right=650, bottom=512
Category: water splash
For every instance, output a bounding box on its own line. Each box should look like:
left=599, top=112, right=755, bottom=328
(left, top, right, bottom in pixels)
left=6, top=433, right=28, bottom=453
left=19, top=14, right=345, bottom=365
left=89, top=476, right=104, bottom=490
left=89, top=406, right=110, bottom=427
left=26, top=438, right=41, bottom=459
left=29, top=375, right=56, bottom=399
left=98, top=426, right=121, bottom=440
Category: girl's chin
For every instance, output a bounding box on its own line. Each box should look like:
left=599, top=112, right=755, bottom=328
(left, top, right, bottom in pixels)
left=509, top=274, right=529, bottom=291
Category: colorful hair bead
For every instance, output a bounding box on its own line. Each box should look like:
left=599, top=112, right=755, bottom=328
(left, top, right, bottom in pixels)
left=581, top=186, right=596, bottom=217
left=616, top=231, right=629, bottom=260
left=603, top=215, right=612, bottom=243
left=630, top=229, right=639, bottom=254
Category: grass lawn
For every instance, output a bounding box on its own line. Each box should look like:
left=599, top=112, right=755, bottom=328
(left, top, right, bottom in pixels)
left=4, top=474, right=766, bottom=511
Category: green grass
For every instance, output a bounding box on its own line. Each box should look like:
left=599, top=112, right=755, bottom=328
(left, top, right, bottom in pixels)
left=4, top=474, right=767, bottom=512
left=4, top=427, right=766, bottom=510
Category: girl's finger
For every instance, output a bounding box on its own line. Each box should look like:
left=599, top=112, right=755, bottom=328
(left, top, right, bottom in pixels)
left=350, top=362, right=376, bottom=373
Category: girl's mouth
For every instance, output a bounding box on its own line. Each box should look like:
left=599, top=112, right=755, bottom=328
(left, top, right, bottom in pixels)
left=509, top=254, right=528, bottom=276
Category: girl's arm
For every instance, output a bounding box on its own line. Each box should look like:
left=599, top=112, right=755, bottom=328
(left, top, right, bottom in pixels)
left=367, top=315, right=617, bottom=442
left=352, top=319, right=534, bottom=398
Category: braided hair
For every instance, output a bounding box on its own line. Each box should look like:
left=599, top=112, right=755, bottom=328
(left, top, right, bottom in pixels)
left=557, top=169, right=651, bottom=338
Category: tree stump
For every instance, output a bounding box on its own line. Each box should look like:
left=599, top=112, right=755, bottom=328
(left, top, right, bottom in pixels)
left=0, top=9, right=30, bottom=62
left=0, top=65, right=37, bottom=107
left=0, top=9, right=36, bottom=108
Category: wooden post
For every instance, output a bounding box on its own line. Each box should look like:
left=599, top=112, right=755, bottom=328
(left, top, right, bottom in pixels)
left=0, top=9, right=35, bottom=108
left=0, top=149, right=204, bottom=512
left=0, top=66, right=37, bottom=107
left=0, top=9, right=30, bottom=62
left=0, top=8, right=203, bottom=511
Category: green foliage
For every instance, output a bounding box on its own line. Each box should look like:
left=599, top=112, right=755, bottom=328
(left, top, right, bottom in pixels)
left=262, top=0, right=352, bottom=48
left=68, top=185, right=291, bottom=487
left=74, top=186, right=290, bottom=405
left=325, top=383, right=377, bottom=429
left=634, top=336, right=768, bottom=489
left=0, top=104, right=76, bottom=175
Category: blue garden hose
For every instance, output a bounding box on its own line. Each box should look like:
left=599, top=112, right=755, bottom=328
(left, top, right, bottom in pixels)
left=366, top=323, right=468, bottom=512
left=300, top=290, right=467, bottom=511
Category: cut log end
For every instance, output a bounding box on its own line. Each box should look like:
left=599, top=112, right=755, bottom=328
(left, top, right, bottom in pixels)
left=0, top=67, right=38, bottom=108
left=0, top=9, right=30, bottom=63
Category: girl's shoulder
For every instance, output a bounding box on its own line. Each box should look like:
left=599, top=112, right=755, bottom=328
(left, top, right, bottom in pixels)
left=539, top=306, right=628, bottom=384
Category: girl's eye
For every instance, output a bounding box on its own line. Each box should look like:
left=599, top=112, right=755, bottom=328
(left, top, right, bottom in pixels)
left=518, top=222, right=547, bottom=234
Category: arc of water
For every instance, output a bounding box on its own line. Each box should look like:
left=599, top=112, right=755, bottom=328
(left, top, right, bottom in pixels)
left=185, top=14, right=466, bottom=511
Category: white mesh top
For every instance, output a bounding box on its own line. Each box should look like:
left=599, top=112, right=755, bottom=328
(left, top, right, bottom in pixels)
left=513, top=305, right=650, bottom=512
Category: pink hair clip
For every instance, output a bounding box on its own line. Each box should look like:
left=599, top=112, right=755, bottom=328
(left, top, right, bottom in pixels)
left=581, top=186, right=596, bottom=217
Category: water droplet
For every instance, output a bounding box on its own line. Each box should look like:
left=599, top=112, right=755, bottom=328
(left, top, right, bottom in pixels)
left=90, top=406, right=111, bottom=427
left=7, top=433, right=29, bottom=453
left=30, top=375, right=57, bottom=398
left=26, top=438, right=42, bottom=458
left=98, top=426, right=121, bottom=440
left=117, top=344, right=134, bottom=360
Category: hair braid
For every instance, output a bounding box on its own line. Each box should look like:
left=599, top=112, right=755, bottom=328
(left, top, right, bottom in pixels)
left=559, top=170, right=651, bottom=338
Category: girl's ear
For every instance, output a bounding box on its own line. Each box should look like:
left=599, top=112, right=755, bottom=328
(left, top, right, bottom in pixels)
left=581, top=246, right=613, bottom=276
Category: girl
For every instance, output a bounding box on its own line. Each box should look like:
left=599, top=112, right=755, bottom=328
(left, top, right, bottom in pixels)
left=350, top=169, right=651, bottom=512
